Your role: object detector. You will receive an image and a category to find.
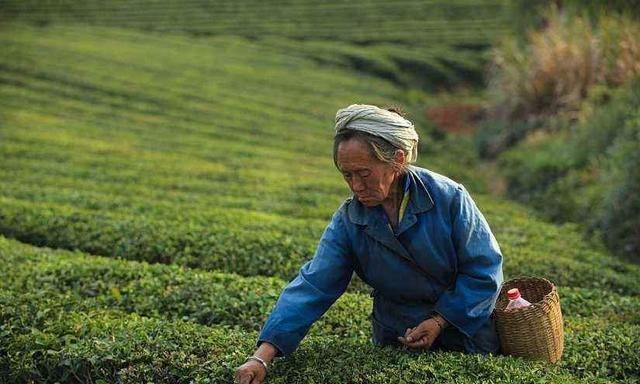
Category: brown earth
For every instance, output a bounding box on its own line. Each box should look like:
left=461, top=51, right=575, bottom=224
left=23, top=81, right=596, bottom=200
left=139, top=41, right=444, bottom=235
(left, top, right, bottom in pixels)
left=425, top=103, right=485, bottom=135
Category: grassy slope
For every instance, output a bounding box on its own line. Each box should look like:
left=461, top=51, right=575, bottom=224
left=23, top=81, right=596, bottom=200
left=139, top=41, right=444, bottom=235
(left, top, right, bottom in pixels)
left=0, top=0, right=508, bottom=43
left=0, top=0, right=511, bottom=89
left=1, top=24, right=638, bottom=296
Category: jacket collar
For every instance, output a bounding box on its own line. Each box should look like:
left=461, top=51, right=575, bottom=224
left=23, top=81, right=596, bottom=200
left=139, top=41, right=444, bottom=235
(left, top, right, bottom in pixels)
left=346, top=166, right=435, bottom=226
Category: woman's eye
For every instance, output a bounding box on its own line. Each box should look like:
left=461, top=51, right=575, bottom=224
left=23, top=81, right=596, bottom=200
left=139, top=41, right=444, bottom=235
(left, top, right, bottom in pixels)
left=360, top=172, right=370, bottom=178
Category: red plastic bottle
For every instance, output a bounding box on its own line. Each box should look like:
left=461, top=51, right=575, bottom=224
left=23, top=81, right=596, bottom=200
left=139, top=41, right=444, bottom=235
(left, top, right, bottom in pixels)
left=505, top=288, right=531, bottom=310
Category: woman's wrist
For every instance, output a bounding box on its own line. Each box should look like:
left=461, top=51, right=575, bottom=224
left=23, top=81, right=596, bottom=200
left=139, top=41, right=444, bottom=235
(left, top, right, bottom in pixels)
left=254, top=341, right=279, bottom=364
left=432, top=314, right=449, bottom=330
left=245, top=356, right=269, bottom=372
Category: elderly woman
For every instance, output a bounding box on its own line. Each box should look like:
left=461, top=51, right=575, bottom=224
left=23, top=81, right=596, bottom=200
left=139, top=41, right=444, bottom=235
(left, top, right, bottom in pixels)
left=235, top=104, right=503, bottom=384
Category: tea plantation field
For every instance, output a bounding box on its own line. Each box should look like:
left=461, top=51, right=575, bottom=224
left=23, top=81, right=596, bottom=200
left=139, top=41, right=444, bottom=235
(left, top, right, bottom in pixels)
left=0, top=5, right=639, bottom=384
left=0, top=0, right=512, bottom=89
left=0, top=0, right=509, bottom=44
left=2, top=236, right=639, bottom=383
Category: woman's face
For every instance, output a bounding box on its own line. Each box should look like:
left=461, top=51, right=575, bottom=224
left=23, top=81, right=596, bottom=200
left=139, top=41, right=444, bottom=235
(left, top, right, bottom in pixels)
left=336, top=138, right=401, bottom=207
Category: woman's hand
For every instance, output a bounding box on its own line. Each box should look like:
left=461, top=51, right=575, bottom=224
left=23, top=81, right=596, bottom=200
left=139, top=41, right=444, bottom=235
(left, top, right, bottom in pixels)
left=397, top=315, right=446, bottom=349
left=234, top=342, right=278, bottom=384
left=234, top=360, right=267, bottom=384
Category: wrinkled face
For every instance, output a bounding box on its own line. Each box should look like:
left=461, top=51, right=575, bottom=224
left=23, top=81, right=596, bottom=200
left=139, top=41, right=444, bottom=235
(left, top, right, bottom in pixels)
left=336, top=138, right=400, bottom=207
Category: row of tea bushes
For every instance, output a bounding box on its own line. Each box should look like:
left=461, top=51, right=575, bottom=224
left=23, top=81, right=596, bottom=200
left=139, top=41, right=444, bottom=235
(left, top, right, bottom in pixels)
left=0, top=295, right=580, bottom=384
left=0, top=24, right=500, bottom=285
left=0, top=0, right=510, bottom=89
left=3, top=189, right=639, bottom=296
left=0, top=0, right=509, bottom=45
left=0, top=195, right=320, bottom=280
left=249, top=35, right=490, bottom=89
left=2, top=235, right=638, bottom=336
left=475, top=193, right=640, bottom=296
left=0, top=24, right=486, bottom=222
left=2, top=282, right=638, bottom=383
left=0, top=236, right=371, bottom=338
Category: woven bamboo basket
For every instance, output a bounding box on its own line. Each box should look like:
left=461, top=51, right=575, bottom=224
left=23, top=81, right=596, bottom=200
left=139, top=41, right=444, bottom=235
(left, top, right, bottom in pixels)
left=494, top=277, right=564, bottom=363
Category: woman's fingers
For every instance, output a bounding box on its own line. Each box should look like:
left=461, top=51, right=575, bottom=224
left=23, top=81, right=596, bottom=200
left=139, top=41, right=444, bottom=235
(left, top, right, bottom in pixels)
left=235, top=361, right=265, bottom=384
left=398, top=332, right=427, bottom=346
left=399, top=318, right=446, bottom=349
left=398, top=327, right=412, bottom=344
left=238, top=372, right=253, bottom=384
left=405, top=323, right=427, bottom=342
left=405, top=335, right=432, bottom=348
left=399, top=319, right=442, bottom=348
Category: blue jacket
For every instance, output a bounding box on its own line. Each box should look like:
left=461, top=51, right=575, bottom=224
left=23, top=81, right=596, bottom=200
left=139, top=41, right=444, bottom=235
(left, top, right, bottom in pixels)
left=257, top=166, right=504, bottom=357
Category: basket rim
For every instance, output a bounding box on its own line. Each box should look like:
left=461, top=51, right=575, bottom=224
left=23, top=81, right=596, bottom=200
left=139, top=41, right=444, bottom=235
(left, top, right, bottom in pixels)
left=495, top=276, right=557, bottom=313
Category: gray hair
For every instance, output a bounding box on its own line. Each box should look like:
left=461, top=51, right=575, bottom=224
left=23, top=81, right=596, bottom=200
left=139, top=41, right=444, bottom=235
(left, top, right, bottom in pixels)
left=333, top=130, right=410, bottom=173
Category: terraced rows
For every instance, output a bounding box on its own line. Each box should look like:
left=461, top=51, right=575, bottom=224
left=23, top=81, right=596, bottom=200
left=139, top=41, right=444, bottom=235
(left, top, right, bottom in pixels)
left=2, top=236, right=639, bottom=382
left=2, top=25, right=639, bottom=295
left=2, top=13, right=640, bottom=383
left=5, top=301, right=594, bottom=383
left=0, top=0, right=512, bottom=88
left=0, top=0, right=509, bottom=44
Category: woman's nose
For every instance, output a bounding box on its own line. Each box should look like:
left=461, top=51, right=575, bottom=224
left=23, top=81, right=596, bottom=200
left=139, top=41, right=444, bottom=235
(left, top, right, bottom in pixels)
left=351, top=177, right=365, bottom=192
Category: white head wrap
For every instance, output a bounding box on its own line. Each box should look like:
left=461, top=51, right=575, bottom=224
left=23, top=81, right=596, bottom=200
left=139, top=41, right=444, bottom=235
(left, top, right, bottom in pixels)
left=334, top=104, right=419, bottom=163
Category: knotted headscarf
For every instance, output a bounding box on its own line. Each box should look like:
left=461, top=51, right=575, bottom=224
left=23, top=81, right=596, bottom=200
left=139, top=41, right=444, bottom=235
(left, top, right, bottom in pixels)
left=334, top=104, right=419, bottom=163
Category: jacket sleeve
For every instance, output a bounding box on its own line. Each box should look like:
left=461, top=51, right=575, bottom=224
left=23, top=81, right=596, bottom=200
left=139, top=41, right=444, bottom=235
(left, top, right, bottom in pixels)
left=256, top=207, right=355, bottom=357
left=434, top=185, right=504, bottom=337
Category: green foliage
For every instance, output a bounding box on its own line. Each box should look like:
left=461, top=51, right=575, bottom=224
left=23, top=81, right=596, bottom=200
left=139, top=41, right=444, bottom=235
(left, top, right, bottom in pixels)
left=559, top=287, right=640, bottom=325
left=496, top=82, right=640, bottom=261
left=0, top=196, right=320, bottom=281
left=1, top=237, right=639, bottom=383
left=0, top=6, right=639, bottom=382
left=0, top=236, right=372, bottom=338
left=0, top=24, right=490, bottom=282
left=0, top=296, right=586, bottom=384
left=0, top=0, right=512, bottom=89
left=562, top=318, right=640, bottom=382
left=599, top=110, right=640, bottom=256
left=1, top=236, right=638, bottom=339
left=0, top=0, right=509, bottom=46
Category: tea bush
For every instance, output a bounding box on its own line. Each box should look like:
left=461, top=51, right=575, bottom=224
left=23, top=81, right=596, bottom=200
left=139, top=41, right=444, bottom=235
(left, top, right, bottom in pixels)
left=2, top=296, right=588, bottom=383
left=1, top=6, right=639, bottom=382
left=3, top=194, right=639, bottom=295
left=2, top=254, right=638, bottom=383
left=0, top=24, right=489, bottom=282
left=0, top=236, right=372, bottom=338
left=1, top=236, right=638, bottom=341
left=0, top=0, right=511, bottom=89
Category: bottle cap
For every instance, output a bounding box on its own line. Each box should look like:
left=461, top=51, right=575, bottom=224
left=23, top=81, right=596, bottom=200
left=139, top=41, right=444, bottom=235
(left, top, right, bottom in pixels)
left=507, top=288, right=521, bottom=301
